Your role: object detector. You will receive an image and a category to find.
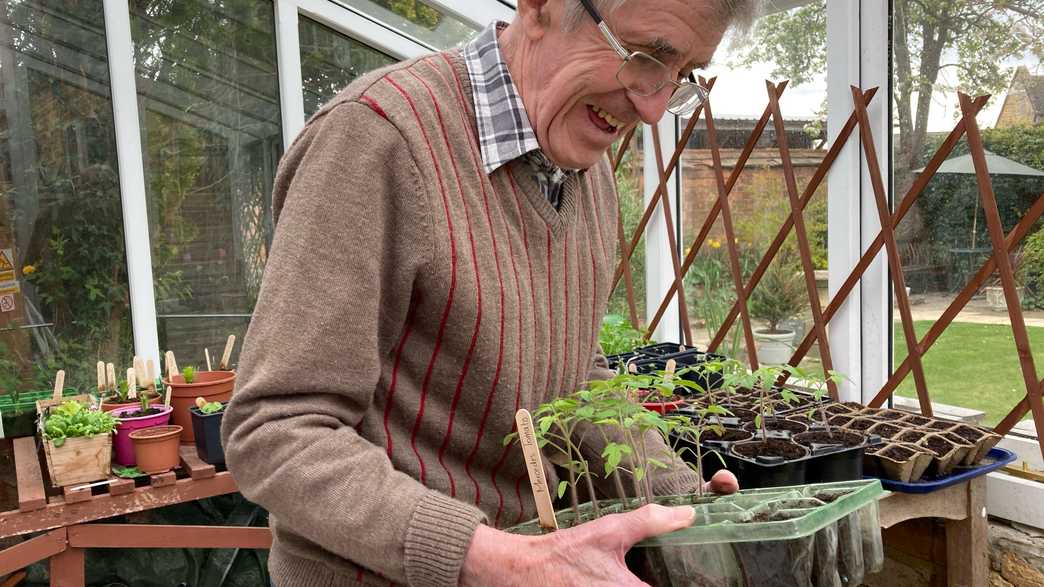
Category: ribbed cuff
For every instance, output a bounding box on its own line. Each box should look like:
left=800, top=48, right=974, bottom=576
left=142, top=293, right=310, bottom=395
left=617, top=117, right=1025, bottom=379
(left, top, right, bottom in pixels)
left=652, top=468, right=701, bottom=496
left=403, top=490, right=487, bottom=587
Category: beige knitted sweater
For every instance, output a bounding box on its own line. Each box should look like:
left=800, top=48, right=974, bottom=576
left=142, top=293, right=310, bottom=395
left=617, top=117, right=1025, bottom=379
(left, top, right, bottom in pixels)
left=222, top=50, right=698, bottom=587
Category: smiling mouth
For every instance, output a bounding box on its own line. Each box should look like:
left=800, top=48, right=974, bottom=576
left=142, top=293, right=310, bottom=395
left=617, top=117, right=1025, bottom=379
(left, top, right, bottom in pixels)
left=587, top=105, right=620, bottom=135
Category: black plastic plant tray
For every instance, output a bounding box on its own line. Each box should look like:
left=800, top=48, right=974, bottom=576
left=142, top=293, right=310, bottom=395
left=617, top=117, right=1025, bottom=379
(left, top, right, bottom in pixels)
left=635, top=342, right=698, bottom=356
left=676, top=427, right=883, bottom=489
left=871, top=447, right=1016, bottom=494
left=629, top=350, right=729, bottom=393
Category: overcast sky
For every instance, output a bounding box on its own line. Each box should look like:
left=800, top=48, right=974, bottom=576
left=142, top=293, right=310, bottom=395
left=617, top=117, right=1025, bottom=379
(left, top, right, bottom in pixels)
left=700, top=48, right=1041, bottom=132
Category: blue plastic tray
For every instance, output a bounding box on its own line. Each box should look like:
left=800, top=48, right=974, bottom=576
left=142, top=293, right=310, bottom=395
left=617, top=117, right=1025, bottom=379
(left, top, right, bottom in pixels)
left=871, top=447, right=1017, bottom=494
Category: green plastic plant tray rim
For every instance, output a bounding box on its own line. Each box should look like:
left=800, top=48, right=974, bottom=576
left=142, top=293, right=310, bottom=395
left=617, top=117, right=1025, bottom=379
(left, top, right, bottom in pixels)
left=0, top=388, right=78, bottom=412
left=507, top=478, right=884, bottom=547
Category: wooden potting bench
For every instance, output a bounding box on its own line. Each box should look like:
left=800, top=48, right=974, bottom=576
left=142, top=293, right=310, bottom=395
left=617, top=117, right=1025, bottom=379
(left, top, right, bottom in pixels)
left=0, top=437, right=271, bottom=586
left=876, top=476, right=988, bottom=587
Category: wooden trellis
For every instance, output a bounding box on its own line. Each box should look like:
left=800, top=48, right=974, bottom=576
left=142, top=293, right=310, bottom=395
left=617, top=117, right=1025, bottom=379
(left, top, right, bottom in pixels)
left=608, top=81, right=1044, bottom=457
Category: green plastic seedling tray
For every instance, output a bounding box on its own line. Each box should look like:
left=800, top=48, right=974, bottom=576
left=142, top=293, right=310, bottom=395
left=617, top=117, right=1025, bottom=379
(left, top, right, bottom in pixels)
left=508, top=478, right=884, bottom=547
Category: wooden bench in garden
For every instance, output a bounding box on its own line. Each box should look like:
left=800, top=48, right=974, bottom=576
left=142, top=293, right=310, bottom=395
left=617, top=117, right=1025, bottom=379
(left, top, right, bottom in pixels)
left=0, top=437, right=270, bottom=586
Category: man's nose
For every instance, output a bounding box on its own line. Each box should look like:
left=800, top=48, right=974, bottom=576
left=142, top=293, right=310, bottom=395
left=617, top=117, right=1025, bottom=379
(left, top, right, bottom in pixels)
left=627, top=86, right=674, bottom=125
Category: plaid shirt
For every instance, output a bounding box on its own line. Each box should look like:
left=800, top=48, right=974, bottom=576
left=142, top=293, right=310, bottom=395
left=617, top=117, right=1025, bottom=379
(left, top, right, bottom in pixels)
left=463, top=22, right=571, bottom=208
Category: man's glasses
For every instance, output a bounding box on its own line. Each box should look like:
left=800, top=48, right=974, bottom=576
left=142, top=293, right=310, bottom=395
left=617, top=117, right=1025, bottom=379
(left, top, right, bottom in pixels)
left=578, top=0, right=709, bottom=117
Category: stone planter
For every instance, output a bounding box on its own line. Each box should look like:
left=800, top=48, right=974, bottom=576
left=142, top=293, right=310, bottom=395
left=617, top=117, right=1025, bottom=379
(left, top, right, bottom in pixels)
left=984, top=285, right=1023, bottom=312
left=753, top=328, right=795, bottom=365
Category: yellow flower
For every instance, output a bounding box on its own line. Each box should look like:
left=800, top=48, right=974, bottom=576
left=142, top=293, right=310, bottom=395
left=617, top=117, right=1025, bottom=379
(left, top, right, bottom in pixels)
left=22, top=264, right=36, bottom=275
left=710, top=239, right=721, bottom=249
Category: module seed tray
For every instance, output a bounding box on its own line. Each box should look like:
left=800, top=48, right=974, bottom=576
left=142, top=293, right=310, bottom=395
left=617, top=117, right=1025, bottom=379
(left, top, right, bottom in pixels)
left=509, top=479, right=884, bottom=547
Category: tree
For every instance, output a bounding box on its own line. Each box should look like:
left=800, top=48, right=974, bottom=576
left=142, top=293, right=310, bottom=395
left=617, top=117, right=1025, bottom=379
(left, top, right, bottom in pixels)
left=737, top=0, right=1044, bottom=193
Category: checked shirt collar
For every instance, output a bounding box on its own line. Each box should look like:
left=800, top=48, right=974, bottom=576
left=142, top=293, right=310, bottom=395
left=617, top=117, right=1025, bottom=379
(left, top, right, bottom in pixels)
left=463, top=22, right=571, bottom=207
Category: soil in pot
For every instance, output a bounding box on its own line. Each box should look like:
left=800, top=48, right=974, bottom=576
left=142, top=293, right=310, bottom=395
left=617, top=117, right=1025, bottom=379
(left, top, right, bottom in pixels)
left=825, top=403, right=855, bottom=415
left=867, top=409, right=907, bottom=421
left=866, top=422, right=903, bottom=439
left=878, top=445, right=916, bottom=460
left=921, top=435, right=955, bottom=457
left=726, top=408, right=757, bottom=422
left=896, top=429, right=925, bottom=444
left=926, top=420, right=957, bottom=432
left=901, top=415, right=932, bottom=427
left=743, top=418, right=808, bottom=436
left=841, top=402, right=866, bottom=411
left=949, top=424, right=986, bottom=444
left=703, top=427, right=754, bottom=443
left=129, top=425, right=183, bottom=474
left=828, top=415, right=855, bottom=427
left=733, top=439, right=808, bottom=460
left=793, top=430, right=864, bottom=449
left=843, top=418, right=877, bottom=432
left=120, top=407, right=163, bottom=418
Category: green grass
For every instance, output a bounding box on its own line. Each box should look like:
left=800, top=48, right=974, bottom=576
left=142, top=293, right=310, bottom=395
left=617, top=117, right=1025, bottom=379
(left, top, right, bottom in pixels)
left=893, top=321, right=1044, bottom=426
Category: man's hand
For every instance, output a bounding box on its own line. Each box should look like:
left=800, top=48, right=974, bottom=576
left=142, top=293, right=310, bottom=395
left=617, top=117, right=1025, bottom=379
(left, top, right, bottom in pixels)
left=460, top=504, right=695, bottom=586
left=704, top=469, right=739, bottom=495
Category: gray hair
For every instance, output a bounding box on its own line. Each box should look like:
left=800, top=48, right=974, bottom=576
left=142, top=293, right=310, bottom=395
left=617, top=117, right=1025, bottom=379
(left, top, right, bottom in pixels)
left=561, top=0, right=756, bottom=33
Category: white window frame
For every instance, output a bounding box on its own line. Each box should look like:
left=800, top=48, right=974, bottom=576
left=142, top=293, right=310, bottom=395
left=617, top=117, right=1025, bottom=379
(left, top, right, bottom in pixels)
left=104, top=0, right=450, bottom=368
left=644, top=117, right=684, bottom=344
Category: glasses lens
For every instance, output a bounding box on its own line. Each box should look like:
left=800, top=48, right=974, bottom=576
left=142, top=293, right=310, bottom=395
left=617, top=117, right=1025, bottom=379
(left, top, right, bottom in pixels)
left=617, top=52, right=669, bottom=96
left=667, top=82, right=708, bottom=117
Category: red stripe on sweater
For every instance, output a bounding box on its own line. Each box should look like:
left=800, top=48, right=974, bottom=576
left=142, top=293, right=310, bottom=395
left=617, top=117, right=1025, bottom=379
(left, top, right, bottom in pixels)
left=429, top=56, right=513, bottom=515
left=562, top=231, right=572, bottom=394
left=404, top=69, right=483, bottom=499
left=359, top=94, right=388, bottom=119
left=382, top=293, right=420, bottom=458
left=385, top=76, right=458, bottom=486
left=583, top=177, right=602, bottom=385
left=415, top=62, right=510, bottom=505
left=506, top=172, right=539, bottom=524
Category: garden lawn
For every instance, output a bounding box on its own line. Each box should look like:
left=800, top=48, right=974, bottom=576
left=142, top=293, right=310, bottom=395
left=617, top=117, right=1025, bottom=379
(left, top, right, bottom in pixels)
left=894, top=320, right=1044, bottom=426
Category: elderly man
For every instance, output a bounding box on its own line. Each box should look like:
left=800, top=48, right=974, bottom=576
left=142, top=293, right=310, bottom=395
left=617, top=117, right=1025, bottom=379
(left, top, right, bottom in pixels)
left=223, top=0, right=750, bottom=585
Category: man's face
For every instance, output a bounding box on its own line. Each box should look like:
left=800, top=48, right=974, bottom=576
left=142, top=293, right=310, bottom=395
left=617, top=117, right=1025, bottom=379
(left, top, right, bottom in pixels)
left=523, top=0, right=729, bottom=169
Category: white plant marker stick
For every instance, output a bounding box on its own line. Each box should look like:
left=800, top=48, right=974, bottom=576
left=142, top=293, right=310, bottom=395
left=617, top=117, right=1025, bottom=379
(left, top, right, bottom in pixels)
left=220, top=335, right=235, bottom=370
left=146, top=359, right=157, bottom=391
left=166, top=351, right=179, bottom=378
left=52, top=370, right=65, bottom=402
left=164, top=386, right=172, bottom=409
left=133, top=356, right=148, bottom=389
left=127, top=368, right=137, bottom=399
left=204, top=348, right=212, bottom=372
left=515, top=409, right=558, bottom=532
left=96, top=361, right=106, bottom=393
left=106, top=363, right=117, bottom=395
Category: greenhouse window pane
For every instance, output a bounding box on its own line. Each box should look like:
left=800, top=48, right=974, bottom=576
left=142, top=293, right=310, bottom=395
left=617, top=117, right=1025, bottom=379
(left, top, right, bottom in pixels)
left=299, top=15, right=395, bottom=118
left=334, top=0, right=478, bottom=49
left=0, top=0, right=132, bottom=393
left=130, top=0, right=283, bottom=368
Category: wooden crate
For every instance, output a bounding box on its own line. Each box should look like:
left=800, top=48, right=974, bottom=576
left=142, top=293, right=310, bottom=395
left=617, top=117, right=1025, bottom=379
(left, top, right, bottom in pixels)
left=43, top=434, right=113, bottom=487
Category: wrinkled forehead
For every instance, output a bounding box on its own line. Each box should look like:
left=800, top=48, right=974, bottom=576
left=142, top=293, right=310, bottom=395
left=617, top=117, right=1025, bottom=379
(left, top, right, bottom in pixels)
left=609, top=0, right=730, bottom=67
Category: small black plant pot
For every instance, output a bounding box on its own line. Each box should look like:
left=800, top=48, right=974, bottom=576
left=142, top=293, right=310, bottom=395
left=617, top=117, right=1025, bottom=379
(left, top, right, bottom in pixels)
left=190, top=404, right=226, bottom=465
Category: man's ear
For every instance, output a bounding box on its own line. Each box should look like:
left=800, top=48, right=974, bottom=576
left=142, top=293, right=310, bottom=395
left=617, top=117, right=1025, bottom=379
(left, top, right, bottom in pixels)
left=515, top=0, right=553, bottom=41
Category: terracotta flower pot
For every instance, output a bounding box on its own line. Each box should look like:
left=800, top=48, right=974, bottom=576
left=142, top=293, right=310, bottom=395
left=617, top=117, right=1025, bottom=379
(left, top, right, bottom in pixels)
left=129, top=425, right=183, bottom=474
left=100, top=400, right=139, bottom=413
left=111, top=404, right=173, bottom=466
left=162, top=371, right=235, bottom=443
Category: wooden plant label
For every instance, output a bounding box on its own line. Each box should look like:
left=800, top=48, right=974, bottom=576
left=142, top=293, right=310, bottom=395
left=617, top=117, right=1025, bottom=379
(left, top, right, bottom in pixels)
left=133, top=356, right=148, bottom=389
left=52, top=370, right=65, bottom=402
left=220, top=335, right=235, bottom=370
left=126, top=368, right=137, bottom=399
left=106, top=363, right=116, bottom=394
left=515, top=409, right=558, bottom=532
left=165, top=351, right=178, bottom=378
left=146, top=359, right=157, bottom=390
left=205, top=348, right=212, bottom=371
left=96, top=361, right=105, bottom=393
left=164, top=386, right=172, bottom=409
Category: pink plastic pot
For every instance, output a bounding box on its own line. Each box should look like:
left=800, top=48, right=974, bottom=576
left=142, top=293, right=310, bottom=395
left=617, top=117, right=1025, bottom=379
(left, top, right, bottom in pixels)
left=111, top=404, right=173, bottom=466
